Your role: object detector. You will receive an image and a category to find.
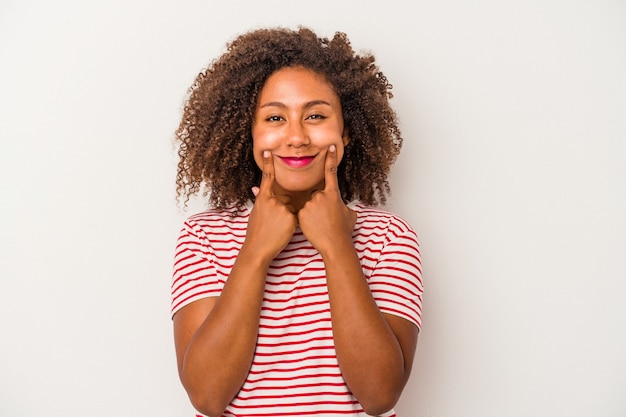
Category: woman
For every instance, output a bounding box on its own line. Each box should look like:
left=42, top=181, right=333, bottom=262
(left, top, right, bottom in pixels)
left=171, top=27, right=423, bottom=417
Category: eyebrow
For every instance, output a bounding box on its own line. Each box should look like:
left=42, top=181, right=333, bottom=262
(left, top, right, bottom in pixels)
left=258, top=100, right=332, bottom=109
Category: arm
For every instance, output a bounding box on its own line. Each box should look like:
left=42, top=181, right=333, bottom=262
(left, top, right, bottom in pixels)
left=298, top=145, right=419, bottom=415
left=322, top=240, right=418, bottom=415
left=173, top=151, right=297, bottom=417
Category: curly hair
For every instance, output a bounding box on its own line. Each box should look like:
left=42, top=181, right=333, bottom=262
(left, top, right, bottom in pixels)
left=176, top=26, right=402, bottom=209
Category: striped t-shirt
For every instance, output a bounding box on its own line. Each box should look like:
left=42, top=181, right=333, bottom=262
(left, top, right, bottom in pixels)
left=171, top=201, right=423, bottom=417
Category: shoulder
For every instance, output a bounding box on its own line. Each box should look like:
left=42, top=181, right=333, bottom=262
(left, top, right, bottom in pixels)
left=349, top=201, right=416, bottom=235
left=184, top=203, right=252, bottom=231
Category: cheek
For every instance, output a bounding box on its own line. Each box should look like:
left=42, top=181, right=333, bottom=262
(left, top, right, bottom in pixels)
left=312, top=126, right=346, bottom=151
left=327, top=128, right=346, bottom=162
left=251, top=128, right=270, bottom=170
left=252, top=152, right=263, bottom=171
left=251, top=140, right=261, bottom=170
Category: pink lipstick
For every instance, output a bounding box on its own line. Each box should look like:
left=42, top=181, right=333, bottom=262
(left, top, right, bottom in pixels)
left=279, top=156, right=316, bottom=168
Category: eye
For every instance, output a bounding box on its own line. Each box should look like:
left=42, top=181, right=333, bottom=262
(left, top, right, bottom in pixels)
left=266, top=115, right=284, bottom=122
left=307, top=114, right=327, bottom=120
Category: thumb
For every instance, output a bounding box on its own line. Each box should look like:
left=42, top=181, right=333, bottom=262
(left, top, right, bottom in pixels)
left=251, top=186, right=260, bottom=197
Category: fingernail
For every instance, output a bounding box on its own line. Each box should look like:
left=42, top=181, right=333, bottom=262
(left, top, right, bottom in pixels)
left=263, top=150, right=270, bottom=158
left=329, top=144, right=336, bottom=152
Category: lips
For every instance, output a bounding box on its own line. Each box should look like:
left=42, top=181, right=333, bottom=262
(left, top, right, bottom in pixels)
left=279, top=155, right=316, bottom=168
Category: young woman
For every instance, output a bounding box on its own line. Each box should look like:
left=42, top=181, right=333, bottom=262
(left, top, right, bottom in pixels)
left=171, top=27, right=423, bottom=417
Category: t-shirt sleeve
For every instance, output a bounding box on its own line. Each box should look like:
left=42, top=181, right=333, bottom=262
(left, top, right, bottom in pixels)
left=170, top=219, right=222, bottom=317
left=368, top=217, right=424, bottom=329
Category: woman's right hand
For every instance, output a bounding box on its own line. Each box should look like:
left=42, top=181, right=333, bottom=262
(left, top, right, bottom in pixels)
left=246, top=150, right=297, bottom=264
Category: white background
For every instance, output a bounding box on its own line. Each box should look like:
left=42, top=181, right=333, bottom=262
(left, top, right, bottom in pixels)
left=1, top=1, right=624, bottom=416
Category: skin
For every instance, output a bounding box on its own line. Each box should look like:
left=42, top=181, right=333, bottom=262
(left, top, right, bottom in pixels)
left=251, top=66, right=349, bottom=211
left=173, top=66, right=418, bottom=417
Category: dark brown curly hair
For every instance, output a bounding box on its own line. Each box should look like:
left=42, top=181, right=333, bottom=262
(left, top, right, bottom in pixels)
left=176, top=26, right=402, bottom=209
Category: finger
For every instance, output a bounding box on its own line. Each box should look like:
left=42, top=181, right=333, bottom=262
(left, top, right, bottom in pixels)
left=251, top=186, right=260, bottom=197
left=259, top=150, right=275, bottom=196
left=324, top=144, right=339, bottom=192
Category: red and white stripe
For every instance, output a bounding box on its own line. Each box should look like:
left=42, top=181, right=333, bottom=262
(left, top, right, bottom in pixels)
left=171, top=202, right=423, bottom=417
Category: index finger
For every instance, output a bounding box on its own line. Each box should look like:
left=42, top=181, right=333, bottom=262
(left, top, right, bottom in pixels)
left=259, top=150, right=275, bottom=196
left=324, top=144, right=339, bottom=192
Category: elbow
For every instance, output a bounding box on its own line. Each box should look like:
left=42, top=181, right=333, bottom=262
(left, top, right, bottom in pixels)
left=361, top=401, right=397, bottom=417
left=180, top=367, right=232, bottom=417
left=359, top=390, right=401, bottom=416
left=183, top=379, right=229, bottom=417
left=188, top=394, right=227, bottom=417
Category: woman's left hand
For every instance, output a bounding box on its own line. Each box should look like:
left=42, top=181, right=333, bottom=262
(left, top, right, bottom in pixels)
left=298, top=145, right=356, bottom=255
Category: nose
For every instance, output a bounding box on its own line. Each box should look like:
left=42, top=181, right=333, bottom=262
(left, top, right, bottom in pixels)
left=285, top=121, right=310, bottom=147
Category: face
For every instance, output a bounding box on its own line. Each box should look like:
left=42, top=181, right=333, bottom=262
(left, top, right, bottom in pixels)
left=252, top=66, right=348, bottom=198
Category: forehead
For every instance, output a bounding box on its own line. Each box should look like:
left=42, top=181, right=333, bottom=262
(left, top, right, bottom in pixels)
left=258, top=66, right=338, bottom=101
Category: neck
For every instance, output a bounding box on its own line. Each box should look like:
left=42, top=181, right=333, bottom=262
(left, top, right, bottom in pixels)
left=289, top=191, right=313, bottom=213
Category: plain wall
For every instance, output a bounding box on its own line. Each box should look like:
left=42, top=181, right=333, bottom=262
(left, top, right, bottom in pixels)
left=1, top=0, right=624, bottom=416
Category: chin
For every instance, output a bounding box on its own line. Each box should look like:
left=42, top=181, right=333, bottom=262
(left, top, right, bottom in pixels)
left=276, top=181, right=322, bottom=194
